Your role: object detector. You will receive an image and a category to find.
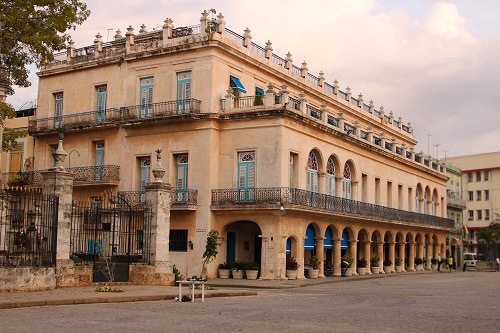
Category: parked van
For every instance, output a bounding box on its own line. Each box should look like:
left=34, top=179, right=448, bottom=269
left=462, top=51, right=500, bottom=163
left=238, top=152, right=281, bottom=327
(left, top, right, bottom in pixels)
left=463, top=252, right=477, bottom=271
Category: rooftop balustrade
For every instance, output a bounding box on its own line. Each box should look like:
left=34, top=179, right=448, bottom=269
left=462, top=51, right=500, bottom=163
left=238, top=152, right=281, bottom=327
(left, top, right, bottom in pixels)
left=211, top=187, right=454, bottom=228
left=14, top=165, right=120, bottom=186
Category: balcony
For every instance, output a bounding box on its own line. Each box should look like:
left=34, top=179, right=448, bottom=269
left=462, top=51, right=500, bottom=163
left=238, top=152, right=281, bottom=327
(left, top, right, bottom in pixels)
left=28, top=99, right=202, bottom=135
left=118, top=189, right=198, bottom=209
left=15, top=165, right=120, bottom=187
left=211, top=187, right=454, bottom=228
left=447, top=194, right=466, bottom=210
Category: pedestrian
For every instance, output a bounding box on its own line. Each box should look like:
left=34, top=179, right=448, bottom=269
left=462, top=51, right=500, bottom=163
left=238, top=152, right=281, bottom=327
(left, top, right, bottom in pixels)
left=437, top=253, right=442, bottom=272
left=496, top=257, right=499, bottom=272
left=447, top=256, right=453, bottom=272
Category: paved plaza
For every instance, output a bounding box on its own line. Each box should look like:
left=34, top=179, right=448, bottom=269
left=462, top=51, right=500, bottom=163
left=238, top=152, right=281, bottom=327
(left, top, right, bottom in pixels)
left=1, top=271, right=499, bottom=332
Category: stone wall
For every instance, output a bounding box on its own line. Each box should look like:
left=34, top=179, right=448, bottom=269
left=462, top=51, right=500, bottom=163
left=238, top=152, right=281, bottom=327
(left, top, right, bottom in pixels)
left=55, top=260, right=93, bottom=288
left=129, top=263, right=174, bottom=286
left=0, top=267, right=56, bottom=292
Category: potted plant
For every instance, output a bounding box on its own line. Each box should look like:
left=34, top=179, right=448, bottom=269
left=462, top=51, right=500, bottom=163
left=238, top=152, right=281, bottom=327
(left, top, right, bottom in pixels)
left=357, top=257, right=367, bottom=275
left=371, top=255, right=380, bottom=274
left=414, top=257, right=424, bottom=271
left=395, top=256, right=404, bottom=272
left=202, top=229, right=218, bottom=279
left=341, top=254, right=353, bottom=276
left=286, top=256, right=299, bottom=280
left=383, top=259, right=392, bottom=273
left=218, top=262, right=231, bottom=279
left=231, top=261, right=244, bottom=279
left=308, top=255, right=320, bottom=279
left=245, top=262, right=259, bottom=280
left=431, top=258, right=438, bottom=270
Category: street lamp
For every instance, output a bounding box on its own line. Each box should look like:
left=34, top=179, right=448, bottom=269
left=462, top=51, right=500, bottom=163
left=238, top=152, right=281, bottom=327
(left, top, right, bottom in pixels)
left=109, top=194, right=132, bottom=262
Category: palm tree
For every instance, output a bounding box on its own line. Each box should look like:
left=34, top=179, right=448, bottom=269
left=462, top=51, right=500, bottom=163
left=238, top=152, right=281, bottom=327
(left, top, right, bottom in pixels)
left=476, top=228, right=498, bottom=260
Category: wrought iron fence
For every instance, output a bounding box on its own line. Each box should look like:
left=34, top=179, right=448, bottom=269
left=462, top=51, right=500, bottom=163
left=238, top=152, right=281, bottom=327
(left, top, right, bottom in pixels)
left=70, top=195, right=152, bottom=265
left=211, top=187, right=454, bottom=228
left=0, top=189, right=59, bottom=267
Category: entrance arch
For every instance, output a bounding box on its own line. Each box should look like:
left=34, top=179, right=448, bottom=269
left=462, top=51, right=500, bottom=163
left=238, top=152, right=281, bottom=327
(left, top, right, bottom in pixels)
left=223, top=220, right=262, bottom=266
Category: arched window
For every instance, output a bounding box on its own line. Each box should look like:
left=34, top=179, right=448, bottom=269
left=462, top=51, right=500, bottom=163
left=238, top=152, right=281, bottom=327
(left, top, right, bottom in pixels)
left=306, top=151, right=319, bottom=193
left=326, top=157, right=336, bottom=197
left=415, top=188, right=421, bottom=213
left=424, top=191, right=428, bottom=214
left=342, top=163, right=352, bottom=199
left=431, top=192, right=436, bottom=215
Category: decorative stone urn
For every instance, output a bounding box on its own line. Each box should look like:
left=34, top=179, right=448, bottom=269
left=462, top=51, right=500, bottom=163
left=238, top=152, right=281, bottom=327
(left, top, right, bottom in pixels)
left=286, top=269, right=298, bottom=280
left=152, top=149, right=165, bottom=182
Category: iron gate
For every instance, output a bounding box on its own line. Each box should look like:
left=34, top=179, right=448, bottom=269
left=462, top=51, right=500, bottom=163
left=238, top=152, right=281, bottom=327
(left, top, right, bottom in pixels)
left=70, top=195, right=152, bottom=282
left=0, top=189, right=59, bottom=267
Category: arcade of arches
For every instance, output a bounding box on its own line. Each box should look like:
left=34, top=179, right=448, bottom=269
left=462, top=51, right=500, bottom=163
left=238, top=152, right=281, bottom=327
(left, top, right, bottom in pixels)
left=217, top=219, right=448, bottom=279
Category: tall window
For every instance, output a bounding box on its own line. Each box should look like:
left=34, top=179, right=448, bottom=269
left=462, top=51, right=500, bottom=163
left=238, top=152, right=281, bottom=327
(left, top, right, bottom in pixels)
left=468, top=210, right=474, bottom=221
left=484, top=170, right=490, bottom=181
left=485, top=209, right=490, bottom=220
left=485, top=190, right=489, bottom=201
left=54, top=92, right=63, bottom=128
left=176, top=72, right=192, bottom=113
left=467, top=172, right=473, bottom=182
left=289, top=153, right=298, bottom=188
left=306, top=151, right=319, bottom=193
left=325, top=157, right=336, bottom=197
left=139, top=157, right=151, bottom=202
left=254, top=87, right=264, bottom=106
left=476, top=190, right=481, bottom=201
left=415, top=188, right=421, bottom=213
left=169, top=230, right=188, bottom=252
left=431, top=193, right=436, bottom=215
left=175, top=154, right=189, bottom=203
left=238, top=151, right=256, bottom=201
left=94, top=141, right=104, bottom=180
left=476, top=171, right=481, bottom=182
left=96, top=85, right=107, bottom=121
left=477, top=210, right=482, bottom=220
left=468, top=191, right=473, bottom=201
left=423, top=191, right=428, bottom=214
left=140, top=77, right=153, bottom=117
left=342, top=163, right=352, bottom=199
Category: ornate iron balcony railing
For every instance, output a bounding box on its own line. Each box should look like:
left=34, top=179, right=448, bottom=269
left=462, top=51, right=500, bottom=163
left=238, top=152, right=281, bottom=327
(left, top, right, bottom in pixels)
left=28, top=99, right=202, bottom=135
left=118, top=189, right=198, bottom=206
left=17, top=165, right=120, bottom=185
left=211, top=187, right=454, bottom=228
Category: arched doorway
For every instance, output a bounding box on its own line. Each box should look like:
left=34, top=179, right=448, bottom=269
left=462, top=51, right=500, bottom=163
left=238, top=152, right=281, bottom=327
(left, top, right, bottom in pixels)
left=224, top=220, right=262, bottom=266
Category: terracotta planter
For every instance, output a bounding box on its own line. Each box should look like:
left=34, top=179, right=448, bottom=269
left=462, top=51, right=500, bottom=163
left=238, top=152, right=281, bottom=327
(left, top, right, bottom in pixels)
left=357, top=267, right=366, bottom=275
left=245, top=269, right=258, bottom=280
left=308, top=268, right=319, bottom=279
left=232, top=269, right=244, bottom=279
left=286, top=269, right=298, bottom=280
left=218, top=269, right=230, bottom=279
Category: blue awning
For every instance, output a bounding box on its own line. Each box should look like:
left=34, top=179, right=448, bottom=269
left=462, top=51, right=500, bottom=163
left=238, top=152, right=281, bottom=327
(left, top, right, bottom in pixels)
left=304, top=225, right=315, bottom=249
left=324, top=227, right=333, bottom=249
left=255, top=87, right=265, bottom=95
left=286, top=238, right=291, bottom=254
left=230, top=75, right=247, bottom=93
left=341, top=229, right=349, bottom=249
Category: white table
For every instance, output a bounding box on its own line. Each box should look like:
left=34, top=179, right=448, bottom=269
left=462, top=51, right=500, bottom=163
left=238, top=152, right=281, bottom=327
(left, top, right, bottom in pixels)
left=176, top=280, right=206, bottom=302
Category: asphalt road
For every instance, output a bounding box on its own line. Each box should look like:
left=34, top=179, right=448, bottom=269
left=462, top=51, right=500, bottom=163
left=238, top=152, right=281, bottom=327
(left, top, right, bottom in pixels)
left=1, top=272, right=499, bottom=333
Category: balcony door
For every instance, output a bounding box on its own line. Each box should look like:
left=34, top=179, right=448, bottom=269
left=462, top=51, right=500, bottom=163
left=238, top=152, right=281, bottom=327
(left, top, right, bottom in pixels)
left=140, top=77, right=153, bottom=117
left=237, top=151, right=255, bottom=202
left=96, top=85, right=107, bottom=122
left=94, top=142, right=104, bottom=180
left=175, top=154, right=189, bottom=203
left=176, top=72, right=192, bottom=113
left=139, top=157, right=151, bottom=202
left=54, top=93, right=63, bottom=129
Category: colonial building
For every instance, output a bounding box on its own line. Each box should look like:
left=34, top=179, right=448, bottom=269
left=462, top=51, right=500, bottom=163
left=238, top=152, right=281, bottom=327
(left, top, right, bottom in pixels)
left=445, top=163, right=466, bottom=266
left=447, top=151, right=500, bottom=258
left=27, top=11, right=452, bottom=279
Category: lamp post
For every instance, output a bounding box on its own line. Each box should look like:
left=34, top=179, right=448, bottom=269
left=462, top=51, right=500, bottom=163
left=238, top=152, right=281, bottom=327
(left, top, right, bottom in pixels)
left=110, top=194, right=132, bottom=262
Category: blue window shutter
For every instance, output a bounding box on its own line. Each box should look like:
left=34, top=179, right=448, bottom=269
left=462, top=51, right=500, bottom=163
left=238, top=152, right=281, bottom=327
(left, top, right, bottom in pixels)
left=324, top=227, right=333, bottom=249
left=176, top=72, right=192, bottom=113
left=54, top=93, right=63, bottom=128
left=96, top=86, right=107, bottom=121
left=140, top=78, right=153, bottom=117
left=230, top=75, right=247, bottom=93
left=255, top=87, right=265, bottom=95
left=304, top=225, right=315, bottom=249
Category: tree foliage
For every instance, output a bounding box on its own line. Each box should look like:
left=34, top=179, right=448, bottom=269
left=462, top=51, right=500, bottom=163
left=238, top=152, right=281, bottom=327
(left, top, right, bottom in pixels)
left=477, top=228, right=498, bottom=260
left=0, top=0, right=90, bottom=87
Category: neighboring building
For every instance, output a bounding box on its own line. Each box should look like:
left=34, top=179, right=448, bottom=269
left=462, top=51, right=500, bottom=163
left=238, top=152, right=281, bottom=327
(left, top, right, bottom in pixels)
left=445, top=163, right=466, bottom=267
left=26, top=11, right=452, bottom=279
left=0, top=103, right=36, bottom=185
left=447, top=151, right=500, bottom=259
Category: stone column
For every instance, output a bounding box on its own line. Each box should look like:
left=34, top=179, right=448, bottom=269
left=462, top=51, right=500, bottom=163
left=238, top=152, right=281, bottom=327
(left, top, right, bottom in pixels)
left=243, top=28, right=251, bottom=48
left=162, top=18, right=173, bottom=47
left=399, top=242, right=406, bottom=271
left=349, top=240, right=358, bottom=275
left=408, top=241, right=415, bottom=272
left=364, top=241, right=372, bottom=274
left=389, top=242, right=395, bottom=272
left=333, top=237, right=341, bottom=277
left=377, top=242, right=384, bottom=272
left=316, top=238, right=324, bottom=277
left=265, top=83, right=275, bottom=108
left=426, top=242, right=433, bottom=270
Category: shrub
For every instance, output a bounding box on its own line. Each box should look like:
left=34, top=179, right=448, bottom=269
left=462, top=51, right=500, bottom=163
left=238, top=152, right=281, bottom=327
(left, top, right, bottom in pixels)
left=286, top=256, right=298, bottom=270
left=357, top=257, right=367, bottom=268
left=395, top=257, right=403, bottom=266
left=383, top=259, right=392, bottom=266
left=371, top=255, right=380, bottom=266
left=309, top=255, right=320, bottom=269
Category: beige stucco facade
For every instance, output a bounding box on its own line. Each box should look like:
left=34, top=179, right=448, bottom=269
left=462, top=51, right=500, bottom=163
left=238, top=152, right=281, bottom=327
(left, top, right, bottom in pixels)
left=29, top=12, right=452, bottom=279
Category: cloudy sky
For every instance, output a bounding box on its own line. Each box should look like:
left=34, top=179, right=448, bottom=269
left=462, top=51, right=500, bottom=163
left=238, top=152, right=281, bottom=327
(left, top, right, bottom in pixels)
left=7, top=0, right=500, bottom=158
